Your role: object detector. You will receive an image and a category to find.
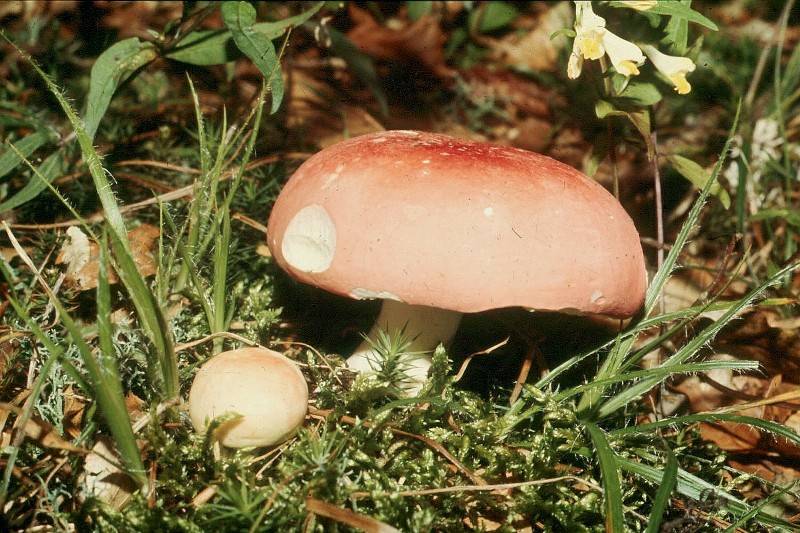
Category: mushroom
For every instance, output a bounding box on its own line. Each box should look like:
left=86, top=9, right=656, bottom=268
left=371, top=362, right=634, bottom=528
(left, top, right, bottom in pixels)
left=188, top=348, right=308, bottom=447
left=267, top=130, right=647, bottom=393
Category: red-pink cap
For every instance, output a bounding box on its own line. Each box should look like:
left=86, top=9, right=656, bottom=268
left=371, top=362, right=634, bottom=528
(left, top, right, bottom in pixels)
left=267, top=130, right=647, bottom=317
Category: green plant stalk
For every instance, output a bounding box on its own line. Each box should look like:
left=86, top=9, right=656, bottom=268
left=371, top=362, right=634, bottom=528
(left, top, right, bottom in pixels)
left=0, top=241, right=148, bottom=490
left=773, top=0, right=797, bottom=268
left=176, top=77, right=211, bottom=293
left=555, top=360, right=757, bottom=402
left=97, top=235, right=149, bottom=487
left=584, top=422, right=624, bottom=532
left=596, top=258, right=799, bottom=419
left=645, top=446, right=677, bottom=533
left=577, top=102, right=742, bottom=416
left=212, top=213, right=231, bottom=354
left=0, top=269, right=71, bottom=508
left=4, top=38, right=179, bottom=400
left=618, top=458, right=793, bottom=529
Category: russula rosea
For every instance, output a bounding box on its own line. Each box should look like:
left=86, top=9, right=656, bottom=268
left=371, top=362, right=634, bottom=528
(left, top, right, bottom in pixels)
left=188, top=348, right=308, bottom=448
left=267, top=130, right=647, bottom=392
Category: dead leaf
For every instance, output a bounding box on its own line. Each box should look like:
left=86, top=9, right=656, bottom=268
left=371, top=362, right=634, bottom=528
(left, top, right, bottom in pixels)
left=285, top=67, right=385, bottom=148
left=699, top=421, right=761, bottom=452
left=80, top=436, right=137, bottom=510
left=56, top=224, right=160, bottom=291
left=346, top=5, right=454, bottom=78
left=59, top=226, right=91, bottom=277
left=0, top=402, right=87, bottom=454
left=487, top=2, right=573, bottom=73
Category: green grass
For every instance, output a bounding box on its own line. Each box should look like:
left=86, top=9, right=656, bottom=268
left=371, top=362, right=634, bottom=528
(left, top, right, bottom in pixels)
left=0, top=2, right=799, bottom=531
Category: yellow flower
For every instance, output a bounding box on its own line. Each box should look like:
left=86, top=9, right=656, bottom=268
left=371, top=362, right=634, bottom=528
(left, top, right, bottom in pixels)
left=568, top=1, right=645, bottom=79
left=642, top=45, right=696, bottom=95
left=617, top=1, right=658, bottom=11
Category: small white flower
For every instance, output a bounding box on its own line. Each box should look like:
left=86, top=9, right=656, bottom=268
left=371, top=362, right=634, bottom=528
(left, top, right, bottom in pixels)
left=617, top=1, right=658, bottom=11
left=568, top=1, right=645, bottom=79
left=603, top=30, right=645, bottom=76
left=642, top=45, right=696, bottom=95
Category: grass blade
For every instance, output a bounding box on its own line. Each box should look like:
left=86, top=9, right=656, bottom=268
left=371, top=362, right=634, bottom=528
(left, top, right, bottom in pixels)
left=585, top=422, right=625, bottom=532
left=618, top=458, right=793, bottom=529
left=2, top=36, right=179, bottom=400
left=596, top=259, right=799, bottom=419
left=0, top=150, right=64, bottom=213
left=0, top=131, right=51, bottom=180
left=2, top=225, right=147, bottom=488
left=557, top=360, right=758, bottom=402
left=645, top=446, right=677, bottom=533
left=611, top=413, right=800, bottom=448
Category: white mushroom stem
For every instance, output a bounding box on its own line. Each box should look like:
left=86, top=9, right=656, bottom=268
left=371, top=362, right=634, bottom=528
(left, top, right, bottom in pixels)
left=346, top=300, right=462, bottom=392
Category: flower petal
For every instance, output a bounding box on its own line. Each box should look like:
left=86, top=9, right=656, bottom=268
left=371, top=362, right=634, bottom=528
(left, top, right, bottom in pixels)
left=568, top=48, right=584, bottom=79
left=602, top=30, right=645, bottom=77
left=642, top=45, right=696, bottom=94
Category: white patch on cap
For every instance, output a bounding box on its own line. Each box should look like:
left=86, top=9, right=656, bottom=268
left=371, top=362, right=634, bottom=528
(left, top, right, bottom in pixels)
left=350, top=288, right=403, bottom=301
left=590, top=290, right=605, bottom=303
left=281, top=205, right=336, bottom=273
left=483, top=207, right=494, bottom=218
left=371, top=137, right=387, bottom=143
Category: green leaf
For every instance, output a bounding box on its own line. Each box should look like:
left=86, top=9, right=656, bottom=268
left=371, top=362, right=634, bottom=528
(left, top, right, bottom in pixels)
left=469, top=1, right=518, bottom=33
left=751, top=208, right=800, bottom=228
left=222, top=1, right=284, bottom=114
left=0, top=150, right=63, bottom=213
left=0, top=37, right=154, bottom=212
left=550, top=27, right=576, bottom=41
left=662, top=0, right=691, bottom=55
left=164, top=29, right=235, bottom=65
left=595, top=100, right=654, bottom=159
left=84, top=38, right=157, bottom=140
left=585, top=423, right=625, bottom=532
left=0, top=232, right=147, bottom=488
left=615, top=81, right=663, bottom=107
left=609, top=0, right=717, bottom=31
left=562, top=360, right=758, bottom=402
left=252, top=2, right=324, bottom=40
left=407, top=1, right=433, bottom=20
left=328, top=28, right=388, bottom=116
left=166, top=2, right=322, bottom=66
left=0, top=131, right=52, bottom=181
left=668, top=154, right=731, bottom=209
left=646, top=447, right=677, bottom=533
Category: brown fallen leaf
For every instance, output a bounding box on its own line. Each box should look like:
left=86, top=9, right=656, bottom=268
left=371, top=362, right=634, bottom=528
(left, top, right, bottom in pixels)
left=80, top=436, right=138, bottom=510
left=487, top=2, right=573, bottom=73
left=284, top=65, right=385, bottom=148
left=346, top=4, right=454, bottom=78
left=0, top=402, right=87, bottom=454
left=56, top=224, right=160, bottom=291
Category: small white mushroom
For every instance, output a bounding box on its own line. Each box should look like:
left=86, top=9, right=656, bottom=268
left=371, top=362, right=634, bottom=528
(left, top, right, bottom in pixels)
left=188, top=348, right=308, bottom=448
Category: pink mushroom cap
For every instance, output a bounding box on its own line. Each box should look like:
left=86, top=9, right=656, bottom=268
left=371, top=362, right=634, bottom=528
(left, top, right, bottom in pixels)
left=267, top=130, right=647, bottom=318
